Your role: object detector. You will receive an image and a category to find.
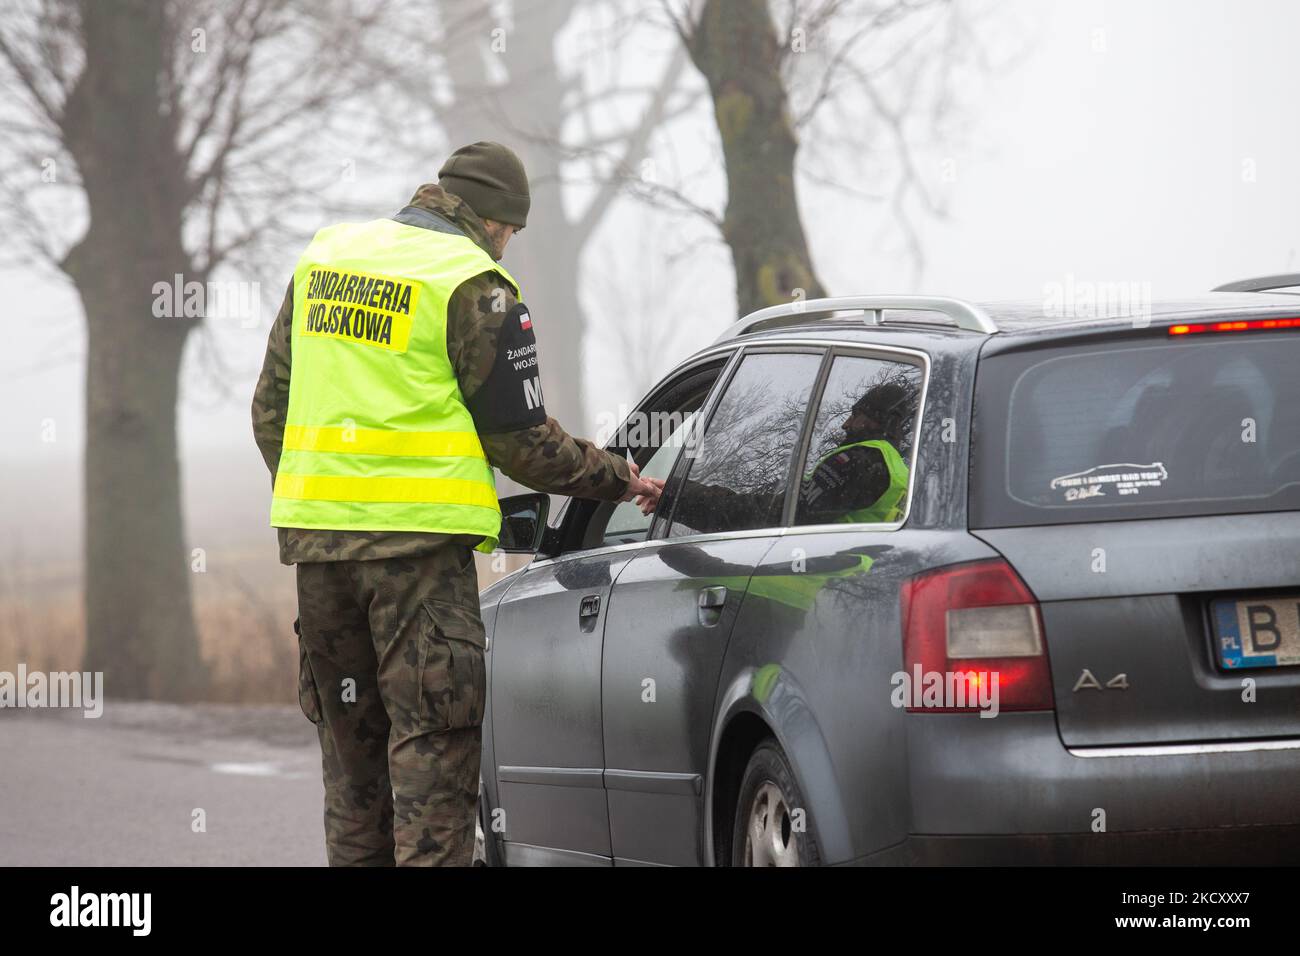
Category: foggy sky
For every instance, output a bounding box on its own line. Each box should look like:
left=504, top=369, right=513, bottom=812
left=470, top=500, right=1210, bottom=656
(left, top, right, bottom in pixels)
left=4, top=0, right=1298, bottom=563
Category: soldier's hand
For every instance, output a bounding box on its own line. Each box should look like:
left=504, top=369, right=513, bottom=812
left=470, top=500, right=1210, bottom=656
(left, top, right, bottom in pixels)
left=620, top=461, right=665, bottom=515
left=619, top=462, right=659, bottom=508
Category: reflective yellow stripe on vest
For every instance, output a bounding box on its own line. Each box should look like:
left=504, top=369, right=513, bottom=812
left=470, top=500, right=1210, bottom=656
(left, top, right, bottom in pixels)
left=274, top=474, right=500, bottom=508
left=270, top=216, right=520, bottom=552
left=282, top=425, right=485, bottom=459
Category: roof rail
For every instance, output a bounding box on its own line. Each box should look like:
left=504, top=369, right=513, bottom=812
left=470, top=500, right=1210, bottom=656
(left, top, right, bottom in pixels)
left=714, top=295, right=998, bottom=343
left=1213, top=273, right=1300, bottom=293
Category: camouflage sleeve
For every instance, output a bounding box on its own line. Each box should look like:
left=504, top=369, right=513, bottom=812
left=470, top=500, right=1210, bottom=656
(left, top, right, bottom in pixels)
left=251, top=279, right=294, bottom=481
left=447, top=273, right=632, bottom=500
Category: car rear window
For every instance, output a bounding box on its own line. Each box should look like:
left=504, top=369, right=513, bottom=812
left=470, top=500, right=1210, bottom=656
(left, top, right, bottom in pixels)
left=971, top=332, right=1300, bottom=527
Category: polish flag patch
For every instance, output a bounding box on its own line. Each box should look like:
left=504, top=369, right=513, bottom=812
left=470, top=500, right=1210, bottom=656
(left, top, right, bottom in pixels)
left=518, top=307, right=532, bottom=331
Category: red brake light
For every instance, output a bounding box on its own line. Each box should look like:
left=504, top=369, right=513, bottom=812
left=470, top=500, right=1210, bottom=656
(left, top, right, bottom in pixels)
left=899, top=559, right=1053, bottom=713
left=1169, top=317, right=1300, bottom=335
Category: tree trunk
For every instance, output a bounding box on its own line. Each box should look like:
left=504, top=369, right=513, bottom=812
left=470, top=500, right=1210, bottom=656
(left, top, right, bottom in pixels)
left=62, top=0, right=206, bottom=698
left=79, top=306, right=206, bottom=699
left=688, top=0, right=826, bottom=317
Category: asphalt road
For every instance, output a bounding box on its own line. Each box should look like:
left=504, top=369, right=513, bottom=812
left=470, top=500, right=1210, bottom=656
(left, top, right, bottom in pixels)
left=0, top=701, right=327, bottom=866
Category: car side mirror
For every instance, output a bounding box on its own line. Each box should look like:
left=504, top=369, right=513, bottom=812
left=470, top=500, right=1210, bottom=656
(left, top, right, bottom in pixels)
left=497, top=492, right=550, bottom=554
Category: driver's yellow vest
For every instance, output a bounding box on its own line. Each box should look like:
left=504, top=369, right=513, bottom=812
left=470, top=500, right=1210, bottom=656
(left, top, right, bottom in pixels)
left=807, top=439, right=909, bottom=524
left=270, top=217, right=518, bottom=553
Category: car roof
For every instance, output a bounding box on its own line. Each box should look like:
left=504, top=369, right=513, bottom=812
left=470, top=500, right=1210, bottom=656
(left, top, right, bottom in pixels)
left=697, top=290, right=1300, bottom=352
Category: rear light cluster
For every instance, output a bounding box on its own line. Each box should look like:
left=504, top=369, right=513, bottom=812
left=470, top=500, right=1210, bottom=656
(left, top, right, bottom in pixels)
left=899, top=559, right=1053, bottom=713
left=1169, top=317, right=1300, bottom=336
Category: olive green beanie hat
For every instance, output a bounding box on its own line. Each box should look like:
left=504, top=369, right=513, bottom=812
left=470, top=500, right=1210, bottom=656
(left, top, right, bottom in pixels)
left=438, top=141, right=530, bottom=229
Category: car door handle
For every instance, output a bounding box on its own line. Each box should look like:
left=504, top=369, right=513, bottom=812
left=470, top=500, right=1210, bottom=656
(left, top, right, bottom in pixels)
left=579, top=594, right=601, bottom=619
left=697, top=586, right=728, bottom=626
left=698, top=586, right=728, bottom=609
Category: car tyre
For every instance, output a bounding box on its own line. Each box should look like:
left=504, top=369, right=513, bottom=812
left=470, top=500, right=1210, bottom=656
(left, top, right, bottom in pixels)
left=731, top=739, right=821, bottom=867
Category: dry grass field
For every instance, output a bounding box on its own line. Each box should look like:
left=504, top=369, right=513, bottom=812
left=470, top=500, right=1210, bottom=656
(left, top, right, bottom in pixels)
left=0, top=549, right=528, bottom=705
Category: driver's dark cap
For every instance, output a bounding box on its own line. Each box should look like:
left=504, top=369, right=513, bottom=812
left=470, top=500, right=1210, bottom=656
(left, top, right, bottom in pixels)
left=851, top=382, right=911, bottom=422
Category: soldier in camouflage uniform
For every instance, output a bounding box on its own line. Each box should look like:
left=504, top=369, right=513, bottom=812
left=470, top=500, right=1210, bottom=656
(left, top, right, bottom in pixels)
left=252, top=142, right=660, bottom=866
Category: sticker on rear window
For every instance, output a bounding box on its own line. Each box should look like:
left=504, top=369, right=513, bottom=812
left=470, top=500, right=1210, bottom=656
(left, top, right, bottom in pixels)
left=1049, top=462, right=1168, bottom=501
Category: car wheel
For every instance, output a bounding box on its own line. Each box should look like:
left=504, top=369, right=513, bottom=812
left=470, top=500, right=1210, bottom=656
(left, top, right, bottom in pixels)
left=731, top=739, right=820, bottom=867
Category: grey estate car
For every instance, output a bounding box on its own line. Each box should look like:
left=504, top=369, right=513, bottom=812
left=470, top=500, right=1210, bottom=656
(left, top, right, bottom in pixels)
left=474, top=276, right=1300, bottom=866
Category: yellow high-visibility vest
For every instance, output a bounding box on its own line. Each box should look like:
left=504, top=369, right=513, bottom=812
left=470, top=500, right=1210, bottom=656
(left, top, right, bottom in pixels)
left=270, top=215, right=519, bottom=553
left=805, top=439, right=909, bottom=524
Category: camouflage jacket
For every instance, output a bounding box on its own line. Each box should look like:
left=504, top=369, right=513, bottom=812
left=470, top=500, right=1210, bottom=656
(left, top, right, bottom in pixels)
left=251, top=184, right=632, bottom=564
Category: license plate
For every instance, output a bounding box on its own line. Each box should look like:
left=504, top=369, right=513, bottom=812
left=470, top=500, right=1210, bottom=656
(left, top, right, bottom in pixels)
left=1212, top=594, right=1300, bottom=669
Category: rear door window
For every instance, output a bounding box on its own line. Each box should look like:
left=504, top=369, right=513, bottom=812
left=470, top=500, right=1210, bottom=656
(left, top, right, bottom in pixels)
left=662, top=351, right=822, bottom=537
left=972, top=332, right=1300, bottom=526
left=792, top=354, right=923, bottom=527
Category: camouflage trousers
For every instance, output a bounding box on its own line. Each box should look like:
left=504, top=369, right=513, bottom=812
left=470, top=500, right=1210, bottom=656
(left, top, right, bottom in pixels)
left=294, top=545, right=486, bottom=866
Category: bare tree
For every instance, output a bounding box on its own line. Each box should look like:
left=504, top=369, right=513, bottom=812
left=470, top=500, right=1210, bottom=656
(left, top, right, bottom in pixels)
left=783, top=0, right=998, bottom=284
left=401, top=0, right=695, bottom=429
left=402, top=0, right=988, bottom=421
left=641, top=0, right=991, bottom=315
left=669, top=0, right=828, bottom=317
left=0, top=0, right=406, bottom=698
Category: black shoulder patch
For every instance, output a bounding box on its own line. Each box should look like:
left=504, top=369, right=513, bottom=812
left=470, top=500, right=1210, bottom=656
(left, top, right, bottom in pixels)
left=465, top=301, right=548, bottom=434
